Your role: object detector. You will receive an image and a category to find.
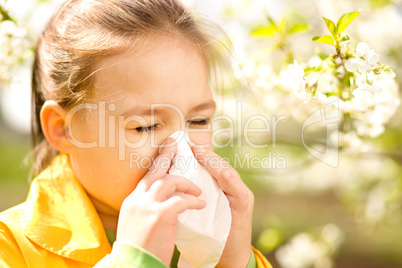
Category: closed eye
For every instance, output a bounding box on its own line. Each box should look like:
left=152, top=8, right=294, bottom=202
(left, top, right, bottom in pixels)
left=134, top=119, right=210, bottom=133
left=187, top=119, right=210, bottom=125
left=134, top=124, right=160, bottom=133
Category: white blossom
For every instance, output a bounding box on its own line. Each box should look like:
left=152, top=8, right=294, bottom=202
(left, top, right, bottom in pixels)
left=308, top=55, right=323, bottom=67
left=365, top=185, right=387, bottom=222
left=287, top=60, right=307, bottom=93
left=338, top=100, right=353, bottom=113
left=316, top=73, right=339, bottom=94
left=276, top=231, right=341, bottom=268
left=355, top=42, right=380, bottom=72
left=345, top=42, right=380, bottom=74
left=286, top=39, right=399, bottom=139
left=0, top=20, right=26, bottom=37
left=0, top=19, right=29, bottom=84
left=345, top=58, right=358, bottom=72
left=321, top=224, right=343, bottom=247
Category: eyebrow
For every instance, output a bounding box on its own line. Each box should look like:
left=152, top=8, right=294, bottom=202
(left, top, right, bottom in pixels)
left=121, top=101, right=216, bottom=117
left=189, top=101, right=216, bottom=114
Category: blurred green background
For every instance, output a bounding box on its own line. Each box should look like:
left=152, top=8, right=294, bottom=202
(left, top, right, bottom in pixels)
left=0, top=122, right=30, bottom=211
left=1, top=0, right=402, bottom=267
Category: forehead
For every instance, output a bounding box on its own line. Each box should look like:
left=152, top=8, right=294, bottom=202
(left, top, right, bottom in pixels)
left=90, top=35, right=213, bottom=115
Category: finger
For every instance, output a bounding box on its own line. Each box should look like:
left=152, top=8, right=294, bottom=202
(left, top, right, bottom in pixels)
left=161, top=193, right=206, bottom=214
left=137, top=137, right=178, bottom=191
left=149, top=174, right=202, bottom=202
left=190, top=145, right=245, bottom=198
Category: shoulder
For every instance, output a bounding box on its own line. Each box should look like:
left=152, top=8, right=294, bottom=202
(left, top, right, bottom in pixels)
left=0, top=202, right=26, bottom=230
left=0, top=202, right=27, bottom=248
left=0, top=203, right=29, bottom=268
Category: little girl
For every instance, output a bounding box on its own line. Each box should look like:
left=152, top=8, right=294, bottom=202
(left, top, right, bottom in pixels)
left=0, top=0, right=272, bottom=267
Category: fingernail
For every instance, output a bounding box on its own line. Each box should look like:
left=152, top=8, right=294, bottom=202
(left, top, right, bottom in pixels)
left=187, top=140, right=195, bottom=147
left=194, top=146, right=205, bottom=153
left=200, top=199, right=207, bottom=207
left=162, top=137, right=175, bottom=146
left=196, top=187, right=203, bottom=195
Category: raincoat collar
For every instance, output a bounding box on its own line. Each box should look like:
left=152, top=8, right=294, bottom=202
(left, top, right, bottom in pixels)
left=21, top=153, right=111, bottom=264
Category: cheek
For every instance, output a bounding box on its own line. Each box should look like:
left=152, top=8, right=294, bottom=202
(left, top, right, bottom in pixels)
left=71, top=145, right=148, bottom=210
left=188, top=131, right=213, bottom=150
left=125, top=145, right=159, bottom=175
left=68, top=109, right=100, bottom=144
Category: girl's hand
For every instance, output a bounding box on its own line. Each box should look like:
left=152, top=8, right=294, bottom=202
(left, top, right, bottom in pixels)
left=190, top=144, right=254, bottom=268
left=116, top=137, right=207, bottom=265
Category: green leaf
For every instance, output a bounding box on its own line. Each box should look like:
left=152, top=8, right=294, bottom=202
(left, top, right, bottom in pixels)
left=251, top=25, right=278, bottom=37
left=369, top=0, right=392, bottom=8
left=323, top=17, right=337, bottom=39
left=336, top=11, right=360, bottom=33
left=317, top=51, right=330, bottom=60
left=303, top=67, right=315, bottom=74
left=304, top=66, right=322, bottom=75
left=0, top=5, right=13, bottom=22
left=312, top=35, right=336, bottom=46
left=279, top=17, right=286, bottom=33
left=266, top=15, right=278, bottom=31
left=340, top=35, right=350, bottom=42
left=287, top=23, right=309, bottom=34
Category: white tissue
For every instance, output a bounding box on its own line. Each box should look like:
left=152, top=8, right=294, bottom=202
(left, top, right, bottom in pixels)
left=161, top=131, right=232, bottom=268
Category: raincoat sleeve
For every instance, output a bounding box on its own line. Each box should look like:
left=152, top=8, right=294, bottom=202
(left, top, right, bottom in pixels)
left=94, top=242, right=272, bottom=268
left=252, top=246, right=273, bottom=268
left=0, top=222, right=28, bottom=268
left=247, top=248, right=258, bottom=268
left=94, top=241, right=168, bottom=268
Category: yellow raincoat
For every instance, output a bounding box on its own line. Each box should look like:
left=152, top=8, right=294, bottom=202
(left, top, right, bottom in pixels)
left=0, top=154, right=272, bottom=267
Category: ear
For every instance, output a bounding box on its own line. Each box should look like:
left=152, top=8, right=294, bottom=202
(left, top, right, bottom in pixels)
left=40, top=100, right=74, bottom=153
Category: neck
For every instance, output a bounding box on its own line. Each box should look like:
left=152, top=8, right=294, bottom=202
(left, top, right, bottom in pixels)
left=87, top=193, right=119, bottom=232
left=98, top=212, right=118, bottom=233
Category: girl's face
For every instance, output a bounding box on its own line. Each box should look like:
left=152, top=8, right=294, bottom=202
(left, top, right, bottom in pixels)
left=67, top=36, right=216, bottom=216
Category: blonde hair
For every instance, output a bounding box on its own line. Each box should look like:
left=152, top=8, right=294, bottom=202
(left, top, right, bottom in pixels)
left=31, top=0, right=229, bottom=176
